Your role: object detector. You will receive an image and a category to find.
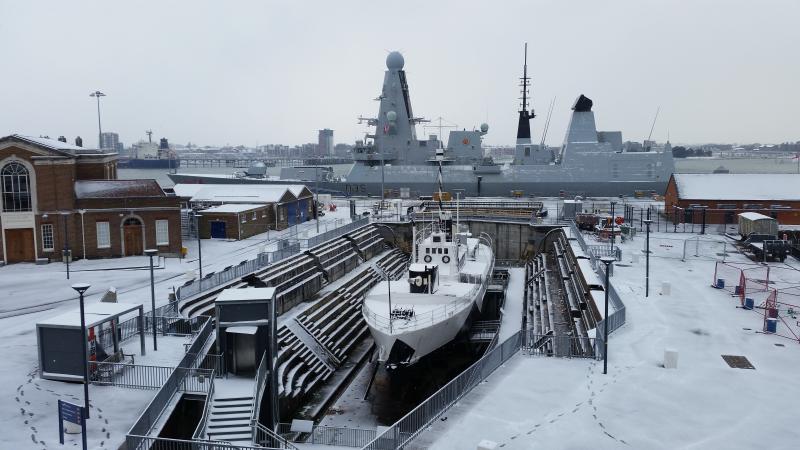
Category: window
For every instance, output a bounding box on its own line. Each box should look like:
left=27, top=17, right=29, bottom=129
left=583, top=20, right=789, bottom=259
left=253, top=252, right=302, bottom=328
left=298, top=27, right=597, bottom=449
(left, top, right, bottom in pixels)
left=1, top=162, right=31, bottom=212
left=96, top=222, right=110, bottom=248
left=444, top=248, right=448, bottom=254
left=252, top=212, right=257, bottom=220
left=426, top=248, right=430, bottom=254
left=41, top=224, right=54, bottom=251
left=155, top=220, right=169, bottom=246
left=524, top=147, right=530, bottom=157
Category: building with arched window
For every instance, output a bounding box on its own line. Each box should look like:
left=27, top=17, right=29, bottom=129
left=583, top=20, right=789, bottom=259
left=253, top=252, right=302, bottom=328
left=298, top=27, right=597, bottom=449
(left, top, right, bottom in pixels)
left=0, top=134, right=182, bottom=263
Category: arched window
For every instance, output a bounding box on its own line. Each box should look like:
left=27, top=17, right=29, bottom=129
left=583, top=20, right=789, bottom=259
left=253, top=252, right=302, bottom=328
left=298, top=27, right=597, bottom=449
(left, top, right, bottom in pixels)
left=1, top=162, right=32, bottom=212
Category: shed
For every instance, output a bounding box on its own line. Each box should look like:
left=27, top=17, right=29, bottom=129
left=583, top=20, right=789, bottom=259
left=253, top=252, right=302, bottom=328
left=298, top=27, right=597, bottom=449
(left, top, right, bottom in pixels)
left=37, top=302, right=145, bottom=382
left=199, top=203, right=272, bottom=240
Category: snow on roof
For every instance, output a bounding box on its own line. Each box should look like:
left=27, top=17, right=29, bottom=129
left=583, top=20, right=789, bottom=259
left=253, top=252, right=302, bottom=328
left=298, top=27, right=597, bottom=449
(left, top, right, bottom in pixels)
left=37, top=302, right=142, bottom=328
left=13, top=134, right=88, bottom=152
left=287, top=184, right=313, bottom=198
left=738, top=212, right=774, bottom=221
left=174, top=183, right=297, bottom=204
left=216, top=287, right=276, bottom=303
left=673, top=173, right=800, bottom=201
left=75, top=180, right=165, bottom=199
left=202, top=203, right=265, bottom=214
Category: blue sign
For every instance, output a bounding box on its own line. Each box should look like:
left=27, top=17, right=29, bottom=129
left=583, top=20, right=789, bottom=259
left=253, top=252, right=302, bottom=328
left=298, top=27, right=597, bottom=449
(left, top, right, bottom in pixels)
left=58, top=400, right=86, bottom=449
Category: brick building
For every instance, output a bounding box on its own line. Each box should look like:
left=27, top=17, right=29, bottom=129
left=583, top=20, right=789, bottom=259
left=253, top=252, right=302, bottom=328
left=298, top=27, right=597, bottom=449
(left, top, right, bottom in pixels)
left=198, top=204, right=272, bottom=240
left=664, top=173, right=800, bottom=225
left=0, top=134, right=182, bottom=263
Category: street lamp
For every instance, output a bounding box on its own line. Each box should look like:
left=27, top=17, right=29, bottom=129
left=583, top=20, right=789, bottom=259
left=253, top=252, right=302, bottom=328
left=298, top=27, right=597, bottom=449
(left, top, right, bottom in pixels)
left=643, top=219, right=652, bottom=298
left=89, top=91, right=106, bottom=149
left=194, top=213, right=203, bottom=279
left=71, top=283, right=91, bottom=418
left=145, top=249, right=158, bottom=351
left=62, top=212, right=71, bottom=279
left=600, top=256, right=615, bottom=375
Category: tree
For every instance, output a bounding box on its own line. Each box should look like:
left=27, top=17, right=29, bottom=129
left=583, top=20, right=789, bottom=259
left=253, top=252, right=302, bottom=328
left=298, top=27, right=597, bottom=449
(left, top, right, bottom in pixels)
left=672, top=146, right=688, bottom=158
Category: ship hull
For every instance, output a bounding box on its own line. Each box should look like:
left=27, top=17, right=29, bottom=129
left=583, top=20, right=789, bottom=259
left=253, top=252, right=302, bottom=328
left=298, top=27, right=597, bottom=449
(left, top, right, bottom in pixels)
left=169, top=171, right=667, bottom=197
left=120, top=158, right=180, bottom=169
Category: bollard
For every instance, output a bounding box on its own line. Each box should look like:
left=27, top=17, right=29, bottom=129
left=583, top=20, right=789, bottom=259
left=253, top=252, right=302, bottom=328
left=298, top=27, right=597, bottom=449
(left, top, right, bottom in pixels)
left=478, top=440, right=499, bottom=450
left=664, top=349, right=678, bottom=369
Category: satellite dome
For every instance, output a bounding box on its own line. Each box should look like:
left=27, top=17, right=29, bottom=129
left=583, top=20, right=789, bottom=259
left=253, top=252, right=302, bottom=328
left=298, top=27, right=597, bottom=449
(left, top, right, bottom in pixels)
left=253, top=161, right=266, bottom=168
left=386, top=51, right=404, bottom=70
left=480, top=123, right=489, bottom=133
left=386, top=110, right=397, bottom=121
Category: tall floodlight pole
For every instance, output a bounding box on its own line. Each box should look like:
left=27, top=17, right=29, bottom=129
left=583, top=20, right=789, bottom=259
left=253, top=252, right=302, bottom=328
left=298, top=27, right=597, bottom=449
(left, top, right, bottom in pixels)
left=71, top=283, right=92, bottom=418
left=145, top=249, right=158, bottom=350
left=600, top=257, right=615, bottom=375
left=89, top=91, right=106, bottom=148
left=644, top=219, right=652, bottom=298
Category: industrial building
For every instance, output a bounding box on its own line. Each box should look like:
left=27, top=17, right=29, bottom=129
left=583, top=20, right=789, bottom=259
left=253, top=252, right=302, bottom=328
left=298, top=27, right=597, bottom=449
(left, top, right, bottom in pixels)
left=664, top=173, right=800, bottom=225
left=197, top=203, right=272, bottom=240
left=0, top=134, right=182, bottom=263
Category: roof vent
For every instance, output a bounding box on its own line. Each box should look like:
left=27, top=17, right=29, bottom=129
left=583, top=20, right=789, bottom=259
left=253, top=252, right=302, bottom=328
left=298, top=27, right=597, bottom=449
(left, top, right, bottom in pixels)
left=75, top=136, right=83, bottom=147
left=58, top=136, right=67, bottom=142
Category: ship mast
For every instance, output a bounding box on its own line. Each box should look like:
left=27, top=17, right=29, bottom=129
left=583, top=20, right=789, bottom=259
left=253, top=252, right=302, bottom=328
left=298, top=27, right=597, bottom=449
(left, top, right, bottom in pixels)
left=517, top=43, right=535, bottom=141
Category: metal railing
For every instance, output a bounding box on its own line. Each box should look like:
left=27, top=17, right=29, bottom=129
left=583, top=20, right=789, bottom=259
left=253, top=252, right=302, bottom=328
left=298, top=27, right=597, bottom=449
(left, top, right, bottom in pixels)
left=522, top=332, right=600, bottom=359
left=189, top=352, right=226, bottom=376
left=250, top=352, right=269, bottom=445
left=300, top=217, right=369, bottom=248
left=127, top=435, right=282, bottom=450
left=362, top=330, right=524, bottom=449
left=192, top=372, right=216, bottom=440
left=254, top=423, right=299, bottom=450
left=126, top=367, right=215, bottom=449
left=277, top=423, right=377, bottom=447
left=90, top=362, right=173, bottom=389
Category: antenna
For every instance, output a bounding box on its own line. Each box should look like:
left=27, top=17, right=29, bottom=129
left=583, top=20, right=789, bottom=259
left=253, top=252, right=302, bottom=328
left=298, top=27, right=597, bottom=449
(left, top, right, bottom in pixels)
left=516, top=43, right=535, bottom=141
left=646, top=107, right=660, bottom=143
left=146, top=129, right=153, bottom=144
left=423, top=117, right=457, bottom=139
left=539, top=97, right=556, bottom=148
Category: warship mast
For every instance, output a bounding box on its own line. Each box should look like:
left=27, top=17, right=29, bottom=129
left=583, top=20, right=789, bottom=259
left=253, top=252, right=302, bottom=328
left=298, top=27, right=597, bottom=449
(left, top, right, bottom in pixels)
left=516, top=43, right=535, bottom=144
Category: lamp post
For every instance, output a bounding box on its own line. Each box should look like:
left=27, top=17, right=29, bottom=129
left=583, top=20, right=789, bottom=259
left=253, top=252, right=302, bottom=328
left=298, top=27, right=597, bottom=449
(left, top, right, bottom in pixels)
left=600, top=256, right=615, bottom=375
left=71, top=283, right=91, bottom=418
left=89, top=91, right=106, bottom=149
left=314, top=168, right=320, bottom=234
left=609, top=201, right=617, bottom=255
left=643, top=219, right=652, bottom=298
left=145, top=249, right=158, bottom=350
left=62, top=212, right=71, bottom=280
left=194, top=213, right=203, bottom=279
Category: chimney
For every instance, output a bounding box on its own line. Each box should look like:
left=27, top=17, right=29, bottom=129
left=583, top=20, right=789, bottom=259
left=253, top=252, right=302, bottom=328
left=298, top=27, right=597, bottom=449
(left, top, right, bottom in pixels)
left=75, top=136, right=83, bottom=147
left=58, top=136, right=67, bottom=142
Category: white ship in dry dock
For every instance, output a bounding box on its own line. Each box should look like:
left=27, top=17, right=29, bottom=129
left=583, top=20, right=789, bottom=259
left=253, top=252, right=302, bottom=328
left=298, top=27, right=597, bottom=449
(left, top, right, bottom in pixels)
left=362, top=214, right=494, bottom=368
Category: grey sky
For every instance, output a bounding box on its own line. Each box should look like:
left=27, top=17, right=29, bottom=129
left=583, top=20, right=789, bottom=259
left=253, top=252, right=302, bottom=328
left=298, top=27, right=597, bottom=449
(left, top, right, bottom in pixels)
left=1, top=0, right=798, bottom=148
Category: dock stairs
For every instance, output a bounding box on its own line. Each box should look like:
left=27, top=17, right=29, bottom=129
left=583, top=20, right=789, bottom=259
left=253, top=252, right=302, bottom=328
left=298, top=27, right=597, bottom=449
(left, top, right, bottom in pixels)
left=206, top=395, right=255, bottom=444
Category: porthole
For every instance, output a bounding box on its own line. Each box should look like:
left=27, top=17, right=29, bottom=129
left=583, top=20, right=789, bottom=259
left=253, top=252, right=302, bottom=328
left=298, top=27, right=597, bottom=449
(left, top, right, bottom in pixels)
left=442, top=255, right=450, bottom=263
left=424, top=255, right=432, bottom=263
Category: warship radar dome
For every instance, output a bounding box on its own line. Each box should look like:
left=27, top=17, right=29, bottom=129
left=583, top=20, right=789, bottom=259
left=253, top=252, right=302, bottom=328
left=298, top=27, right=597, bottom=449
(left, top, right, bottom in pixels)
left=386, top=51, right=404, bottom=70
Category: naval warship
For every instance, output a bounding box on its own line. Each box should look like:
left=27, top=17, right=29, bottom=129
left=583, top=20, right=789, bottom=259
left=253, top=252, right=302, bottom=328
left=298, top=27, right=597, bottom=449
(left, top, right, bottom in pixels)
left=170, top=49, right=675, bottom=197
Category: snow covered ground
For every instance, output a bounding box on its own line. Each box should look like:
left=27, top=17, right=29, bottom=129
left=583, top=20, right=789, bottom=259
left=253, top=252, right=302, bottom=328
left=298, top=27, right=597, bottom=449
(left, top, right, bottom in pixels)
left=419, top=231, right=800, bottom=450
left=0, top=200, right=368, bottom=450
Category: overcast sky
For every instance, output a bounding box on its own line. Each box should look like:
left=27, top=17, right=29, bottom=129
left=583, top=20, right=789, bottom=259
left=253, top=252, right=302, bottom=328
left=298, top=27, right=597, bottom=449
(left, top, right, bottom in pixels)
left=1, top=0, right=798, bottom=148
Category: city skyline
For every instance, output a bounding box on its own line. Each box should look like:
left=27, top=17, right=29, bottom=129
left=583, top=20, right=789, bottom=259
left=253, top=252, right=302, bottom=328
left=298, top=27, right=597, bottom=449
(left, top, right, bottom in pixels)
left=1, top=0, right=798, bottom=148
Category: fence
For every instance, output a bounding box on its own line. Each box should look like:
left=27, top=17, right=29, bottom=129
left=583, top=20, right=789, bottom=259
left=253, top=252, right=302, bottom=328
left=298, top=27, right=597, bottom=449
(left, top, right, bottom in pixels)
left=277, top=423, right=377, bottom=447
left=522, top=332, right=600, bottom=359
left=176, top=239, right=301, bottom=301
left=126, top=435, right=282, bottom=450
left=299, top=217, right=369, bottom=248
left=362, top=331, right=523, bottom=449
left=90, top=362, right=173, bottom=389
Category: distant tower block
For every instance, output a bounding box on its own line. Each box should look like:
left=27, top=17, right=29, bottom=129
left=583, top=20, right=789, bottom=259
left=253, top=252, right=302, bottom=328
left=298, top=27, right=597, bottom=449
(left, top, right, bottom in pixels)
left=318, top=129, right=334, bottom=156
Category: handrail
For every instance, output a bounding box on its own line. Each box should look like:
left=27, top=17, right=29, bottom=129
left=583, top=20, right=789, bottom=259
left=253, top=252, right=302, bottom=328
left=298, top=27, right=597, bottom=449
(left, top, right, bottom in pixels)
left=191, top=369, right=215, bottom=440
left=254, top=422, right=299, bottom=450
left=250, top=351, right=269, bottom=445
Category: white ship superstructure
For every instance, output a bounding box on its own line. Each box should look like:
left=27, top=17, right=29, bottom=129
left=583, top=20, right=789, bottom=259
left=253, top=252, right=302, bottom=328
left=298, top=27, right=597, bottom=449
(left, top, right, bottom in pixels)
left=363, top=217, right=494, bottom=367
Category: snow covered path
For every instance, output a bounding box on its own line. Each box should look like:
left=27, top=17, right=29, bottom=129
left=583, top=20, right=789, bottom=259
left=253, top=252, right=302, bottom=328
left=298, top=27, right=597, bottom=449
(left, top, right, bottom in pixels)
left=420, top=232, right=800, bottom=450
left=499, top=267, right=524, bottom=341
